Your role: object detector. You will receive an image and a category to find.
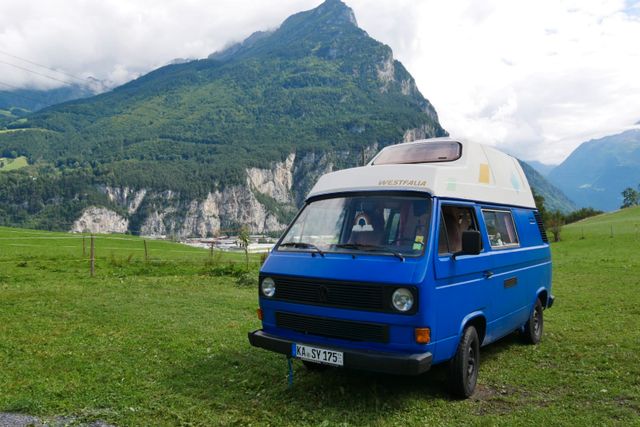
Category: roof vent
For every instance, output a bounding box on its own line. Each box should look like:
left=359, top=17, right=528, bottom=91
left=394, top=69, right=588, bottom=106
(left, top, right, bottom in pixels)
left=373, top=140, right=462, bottom=165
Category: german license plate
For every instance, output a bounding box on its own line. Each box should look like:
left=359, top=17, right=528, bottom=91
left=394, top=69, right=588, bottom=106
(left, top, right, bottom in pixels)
left=292, top=343, right=344, bottom=366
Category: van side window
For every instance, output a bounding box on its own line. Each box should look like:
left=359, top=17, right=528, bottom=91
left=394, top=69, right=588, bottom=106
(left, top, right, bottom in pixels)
left=482, top=209, right=519, bottom=248
left=439, top=206, right=479, bottom=255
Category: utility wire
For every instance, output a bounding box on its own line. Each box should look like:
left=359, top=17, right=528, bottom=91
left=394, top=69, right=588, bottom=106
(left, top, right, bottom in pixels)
left=0, top=49, right=88, bottom=83
left=0, top=59, right=78, bottom=86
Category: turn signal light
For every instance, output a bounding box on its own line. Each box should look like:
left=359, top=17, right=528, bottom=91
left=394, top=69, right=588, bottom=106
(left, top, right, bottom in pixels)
left=257, top=308, right=263, bottom=320
left=415, top=327, right=431, bottom=344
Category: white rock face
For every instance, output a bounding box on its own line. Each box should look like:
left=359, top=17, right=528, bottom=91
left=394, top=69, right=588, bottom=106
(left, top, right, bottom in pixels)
left=377, top=55, right=395, bottom=91
left=403, top=124, right=441, bottom=143
left=138, top=185, right=282, bottom=238
left=131, top=155, right=301, bottom=237
left=140, top=210, right=169, bottom=236
left=71, top=207, right=128, bottom=234
left=246, top=153, right=295, bottom=203
left=401, top=79, right=415, bottom=96
left=69, top=140, right=436, bottom=237
left=102, top=186, right=147, bottom=214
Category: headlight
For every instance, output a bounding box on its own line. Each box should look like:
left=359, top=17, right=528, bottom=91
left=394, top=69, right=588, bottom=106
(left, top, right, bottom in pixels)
left=392, top=288, right=414, bottom=312
left=261, top=277, right=276, bottom=297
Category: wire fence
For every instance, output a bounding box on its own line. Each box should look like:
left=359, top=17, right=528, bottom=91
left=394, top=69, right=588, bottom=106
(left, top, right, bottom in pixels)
left=0, top=233, right=266, bottom=277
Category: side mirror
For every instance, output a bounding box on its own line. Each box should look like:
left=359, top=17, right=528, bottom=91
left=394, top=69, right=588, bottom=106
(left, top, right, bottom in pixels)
left=454, top=230, right=482, bottom=259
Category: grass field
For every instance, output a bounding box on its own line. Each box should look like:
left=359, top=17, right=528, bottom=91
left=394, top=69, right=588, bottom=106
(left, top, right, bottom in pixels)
left=0, top=156, right=28, bottom=172
left=1, top=208, right=639, bottom=426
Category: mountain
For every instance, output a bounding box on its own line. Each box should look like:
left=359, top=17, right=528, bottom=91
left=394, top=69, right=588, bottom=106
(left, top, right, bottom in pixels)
left=0, top=0, right=568, bottom=236
left=0, top=0, right=450, bottom=235
left=519, top=161, right=576, bottom=212
left=547, top=129, right=640, bottom=211
left=524, top=160, right=555, bottom=177
left=0, top=84, right=98, bottom=123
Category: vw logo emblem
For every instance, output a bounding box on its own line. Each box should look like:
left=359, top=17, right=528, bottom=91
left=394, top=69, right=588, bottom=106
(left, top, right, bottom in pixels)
left=318, top=286, right=329, bottom=303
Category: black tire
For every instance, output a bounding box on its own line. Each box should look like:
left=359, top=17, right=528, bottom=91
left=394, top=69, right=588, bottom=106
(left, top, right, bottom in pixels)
left=522, top=298, right=544, bottom=344
left=448, top=326, right=480, bottom=398
left=302, top=360, right=329, bottom=372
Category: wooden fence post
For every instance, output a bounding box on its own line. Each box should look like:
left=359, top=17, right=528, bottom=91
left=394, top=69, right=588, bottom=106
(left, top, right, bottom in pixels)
left=210, top=241, right=214, bottom=258
left=144, top=240, right=149, bottom=262
left=90, top=235, right=95, bottom=277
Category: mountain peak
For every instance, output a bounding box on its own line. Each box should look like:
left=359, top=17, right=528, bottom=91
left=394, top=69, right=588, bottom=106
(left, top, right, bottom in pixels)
left=278, top=0, right=360, bottom=34
left=208, top=1, right=359, bottom=61
left=311, top=0, right=358, bottom=26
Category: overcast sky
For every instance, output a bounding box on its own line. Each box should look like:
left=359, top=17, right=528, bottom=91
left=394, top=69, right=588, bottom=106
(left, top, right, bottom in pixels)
left=1, top=0, right=639, bottom=164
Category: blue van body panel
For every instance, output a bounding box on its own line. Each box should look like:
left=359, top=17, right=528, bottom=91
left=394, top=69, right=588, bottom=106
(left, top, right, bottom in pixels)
left=252, top=194, right=553, bottom=374
left=262, top=252, right=423, bottom=286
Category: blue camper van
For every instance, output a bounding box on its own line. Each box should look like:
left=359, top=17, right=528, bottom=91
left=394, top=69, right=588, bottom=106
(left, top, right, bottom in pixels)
left=248, top=138, right=554, bottom=397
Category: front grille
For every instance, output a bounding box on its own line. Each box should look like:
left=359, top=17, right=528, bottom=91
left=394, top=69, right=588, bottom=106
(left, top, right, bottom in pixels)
left=276, top=311, right=389, bottom=343
left=276, top=277, right=384, bottom=309
left=266, top=275, right=417, bottom=314
left=533, top=211, right=549, bottom=243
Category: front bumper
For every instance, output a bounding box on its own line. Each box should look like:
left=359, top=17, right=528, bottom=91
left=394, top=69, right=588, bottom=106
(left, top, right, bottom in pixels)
left=248, top=329, right=432, bottom=376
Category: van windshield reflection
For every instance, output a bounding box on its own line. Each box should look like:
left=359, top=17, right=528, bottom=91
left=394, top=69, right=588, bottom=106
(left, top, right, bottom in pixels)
left=278, top=194, right=431, bottom=257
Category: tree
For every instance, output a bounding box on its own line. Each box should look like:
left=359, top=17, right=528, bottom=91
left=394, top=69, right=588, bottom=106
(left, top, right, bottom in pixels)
left=238, top=226, right=251, bottom=270
left=547, top=210, right=565, bottom=242
left=621, top=187, right=639, bottom=209
left=532, top=189, right=547, bottom=222
left=564, top=207, right=603, bottom=224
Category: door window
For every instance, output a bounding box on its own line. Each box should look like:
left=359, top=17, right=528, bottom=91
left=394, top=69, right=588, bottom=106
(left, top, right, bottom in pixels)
left=438, top=205, right=480, bottom=255
left=482, top=209, right=519, bottom=248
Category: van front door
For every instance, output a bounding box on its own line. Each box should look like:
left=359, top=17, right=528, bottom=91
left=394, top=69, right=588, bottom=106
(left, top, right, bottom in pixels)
left=432, top=202, right=495, bottom=350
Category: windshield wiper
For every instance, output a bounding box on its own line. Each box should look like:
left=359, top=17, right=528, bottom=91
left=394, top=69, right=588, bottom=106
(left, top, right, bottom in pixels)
left=334, top=243, right=405, bottom=262
left=279, top=242, right=325, bottom=257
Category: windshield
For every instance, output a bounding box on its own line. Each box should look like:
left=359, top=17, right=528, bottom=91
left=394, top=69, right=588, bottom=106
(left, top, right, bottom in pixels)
left=278, top=193, right=431, bottom=257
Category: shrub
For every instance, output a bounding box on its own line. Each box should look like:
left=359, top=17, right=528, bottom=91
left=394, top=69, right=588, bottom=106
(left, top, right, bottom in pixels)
left=235, top=271, right=257, bottom=287
left=206, top=262, right=246, bottom=278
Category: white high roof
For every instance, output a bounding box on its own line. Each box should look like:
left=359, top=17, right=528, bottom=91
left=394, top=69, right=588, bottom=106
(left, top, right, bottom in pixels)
left=307, top=138, right=536, bottom=209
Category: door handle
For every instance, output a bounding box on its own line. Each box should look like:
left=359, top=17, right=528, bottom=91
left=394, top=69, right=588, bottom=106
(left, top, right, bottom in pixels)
left=483, top=270, right=494, bottom=279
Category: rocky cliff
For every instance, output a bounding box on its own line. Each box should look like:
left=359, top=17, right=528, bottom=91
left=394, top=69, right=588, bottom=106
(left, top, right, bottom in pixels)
left=70, top=146, right=413, bottom=237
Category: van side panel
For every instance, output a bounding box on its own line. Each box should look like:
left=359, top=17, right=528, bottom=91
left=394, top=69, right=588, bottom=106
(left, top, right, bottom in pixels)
left=429, top=199, right=552, bottom=363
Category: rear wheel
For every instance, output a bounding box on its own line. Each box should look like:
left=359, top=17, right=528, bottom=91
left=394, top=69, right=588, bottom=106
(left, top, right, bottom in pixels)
left=522, top=298, right=544, bottom=344
left=448, top=325, right=480, bottom=398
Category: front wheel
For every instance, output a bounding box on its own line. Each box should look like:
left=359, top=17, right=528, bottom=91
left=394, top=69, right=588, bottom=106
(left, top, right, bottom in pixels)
left=448, top=325, right=480, bottom=398
left=522, top=298, right=544, bottom=344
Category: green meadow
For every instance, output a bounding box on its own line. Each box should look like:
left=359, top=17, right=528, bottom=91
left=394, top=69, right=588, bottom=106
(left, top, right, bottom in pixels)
left=0, top=156, right=28, bottom=172
left=0, top=208, right=639, bottom=426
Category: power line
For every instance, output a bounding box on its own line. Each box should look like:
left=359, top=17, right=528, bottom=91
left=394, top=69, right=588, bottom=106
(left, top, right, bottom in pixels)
left=0, top=59, right=78, bottom=86
left=0, top=49, right=88, bottom=83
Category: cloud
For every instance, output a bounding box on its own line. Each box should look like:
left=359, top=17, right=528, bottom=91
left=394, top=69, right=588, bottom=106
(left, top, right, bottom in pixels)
left=379, top=0, right=640, bottom=163
left=0, top=0, right=319, bottom=88
left=1, top=0, right=639, bottom=163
